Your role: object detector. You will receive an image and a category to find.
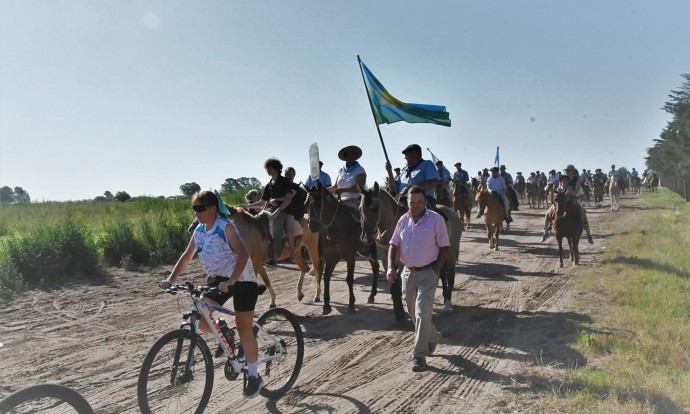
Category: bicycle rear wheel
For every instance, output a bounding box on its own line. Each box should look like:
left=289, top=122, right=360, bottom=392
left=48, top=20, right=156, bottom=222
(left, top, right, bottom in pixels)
left=256, top=308, right=304, bottom=399
left=137, top=329, right=214, bottom=414
left=0, top=383, right=94, bottom=414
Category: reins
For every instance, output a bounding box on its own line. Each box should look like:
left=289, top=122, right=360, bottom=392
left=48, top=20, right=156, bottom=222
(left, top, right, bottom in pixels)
left=307, top=190, right=340, bottom=240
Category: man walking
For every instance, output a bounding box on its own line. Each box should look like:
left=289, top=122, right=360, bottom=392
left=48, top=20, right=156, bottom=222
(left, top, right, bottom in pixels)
left=387, top=185, right=450, bottom=372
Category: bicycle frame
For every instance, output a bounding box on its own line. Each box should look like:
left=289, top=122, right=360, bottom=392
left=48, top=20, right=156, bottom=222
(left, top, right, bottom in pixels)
left=179, top=288, right=288, bottom=377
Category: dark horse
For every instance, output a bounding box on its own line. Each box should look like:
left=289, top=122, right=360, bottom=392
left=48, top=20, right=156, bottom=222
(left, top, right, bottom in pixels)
left=359, top=182, right=463, bottom=315
left=552, top=192, right=584, bottom=267
left=305, top=186, right=379, bottom=315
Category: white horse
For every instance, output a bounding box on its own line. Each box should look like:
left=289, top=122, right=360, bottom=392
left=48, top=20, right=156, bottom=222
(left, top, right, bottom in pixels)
left=609, top=178, right=621, bottom=211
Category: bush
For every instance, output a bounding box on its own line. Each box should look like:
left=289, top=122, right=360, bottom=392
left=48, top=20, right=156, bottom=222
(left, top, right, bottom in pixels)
left=0, top=261, right=26, bottom=300
left=0, top=218, right=99, bottom=284
left=97, top=219, right=148, bottom=268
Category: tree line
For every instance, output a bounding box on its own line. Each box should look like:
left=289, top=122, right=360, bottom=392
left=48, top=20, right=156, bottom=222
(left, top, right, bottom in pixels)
left=646, top=73, right=690, bottom=177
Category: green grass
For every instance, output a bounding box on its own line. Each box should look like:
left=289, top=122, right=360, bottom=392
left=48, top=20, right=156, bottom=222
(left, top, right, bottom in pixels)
left=514, top=189, right=690, bottom=413
left=0, top=191, right=251, bottom=298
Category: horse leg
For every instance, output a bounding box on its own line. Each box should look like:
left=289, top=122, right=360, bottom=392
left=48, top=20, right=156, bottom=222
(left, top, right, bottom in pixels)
left=256, top=265, right=277, bottom=308
left=494, top=224, right=500, bottom=251
left=557, top=236, right=564, bottom=268
left=486, top=224, right=494, bottom=249
left=346, top=256, right=357, bottom=310
left=391, top=268, right=406, bottom=322
left=304, top=232, right=322, bottom=303
left=293, top=246, right=307, bottom=302
left=367, top=255, right=379, bottom=304
left=322, top=259, right=337, bottom=315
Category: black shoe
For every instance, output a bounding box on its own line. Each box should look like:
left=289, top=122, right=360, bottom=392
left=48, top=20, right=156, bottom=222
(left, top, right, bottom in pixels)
left=265, top=259, right=277, bottom=268
left=244, top=375, right=264, bottom=398
left=412, top=357, right=427, bottom=372
left=214, top=344, right=225, bottom=358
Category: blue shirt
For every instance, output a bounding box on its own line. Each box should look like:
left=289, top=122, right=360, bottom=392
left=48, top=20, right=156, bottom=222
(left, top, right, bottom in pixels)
left=396, top=159, right=438, bottom=197
left=438, top=167, right=452, bottom=184
left=453, top=169, right=470, bottom=183
left=486, top=175, right=507, bottom=193
left=305, top=171, right=332, bottom=188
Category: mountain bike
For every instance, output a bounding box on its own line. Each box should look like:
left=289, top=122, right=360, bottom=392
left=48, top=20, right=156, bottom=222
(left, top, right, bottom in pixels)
left=137, top=282, right=304, bottom=414
left=0, top=383, right=94, bottom=414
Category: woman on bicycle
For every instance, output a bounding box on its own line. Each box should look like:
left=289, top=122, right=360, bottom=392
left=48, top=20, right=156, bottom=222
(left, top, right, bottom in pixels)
left=159, top=190, right=264, bottom=398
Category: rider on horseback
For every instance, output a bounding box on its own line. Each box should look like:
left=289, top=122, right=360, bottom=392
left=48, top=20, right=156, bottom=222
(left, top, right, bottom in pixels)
left=453, top=162, right=472, bottom=217
left=477, top=167, right=512, bottom=223
left=541, top=164, right=594, bottom=244
left=386, top=144, right=446, bottom=220
left=500, top=164, right=519, bottom=211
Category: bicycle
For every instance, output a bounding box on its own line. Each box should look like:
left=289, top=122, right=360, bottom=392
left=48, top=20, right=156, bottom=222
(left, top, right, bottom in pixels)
left=0, top=383, right=94, bottom=414
left=137, top=282, right=304, bottom=414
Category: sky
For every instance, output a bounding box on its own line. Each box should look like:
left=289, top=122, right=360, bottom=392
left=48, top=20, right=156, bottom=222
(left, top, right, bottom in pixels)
left=1, top=0, right=689, bottom=201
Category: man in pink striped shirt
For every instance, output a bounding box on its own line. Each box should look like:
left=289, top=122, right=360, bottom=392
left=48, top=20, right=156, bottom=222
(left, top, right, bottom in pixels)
left=387, top=185, right=450, bottom=372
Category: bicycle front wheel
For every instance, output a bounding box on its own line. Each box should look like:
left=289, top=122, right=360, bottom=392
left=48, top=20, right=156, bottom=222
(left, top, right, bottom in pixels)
left=137, top=329, right=214, bottom=414
left=256, top=308, right=304, bottom=399
left=0, top=383, right=94, bottom=414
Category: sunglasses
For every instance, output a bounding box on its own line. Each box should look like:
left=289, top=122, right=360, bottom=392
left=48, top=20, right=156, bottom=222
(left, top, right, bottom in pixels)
left=192, top=204, right=213, bottom=213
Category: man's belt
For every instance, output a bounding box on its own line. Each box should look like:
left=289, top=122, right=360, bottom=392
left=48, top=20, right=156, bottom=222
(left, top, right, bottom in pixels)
left=408, top=263, right=434, bottom=271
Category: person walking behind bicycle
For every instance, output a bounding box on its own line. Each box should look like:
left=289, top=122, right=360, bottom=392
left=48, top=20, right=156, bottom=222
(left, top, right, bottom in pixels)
left=159, top=190, right=264, bottom=398
left=386, top=185, right=450, bottom=372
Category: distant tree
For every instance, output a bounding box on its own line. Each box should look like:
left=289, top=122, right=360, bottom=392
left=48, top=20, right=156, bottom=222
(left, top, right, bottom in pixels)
left=104, top=191, right=114, bottom=200
left=12, top=187, right=30, bottom=203
left=618, top=167, right=629, bottom=176
left=114, top=191, right=131, bottom=202
left=180, top=182, right=201, bottom=197
left=221, top=177, right=262, bottom=192
left=0, top=186, right=14, bottom=205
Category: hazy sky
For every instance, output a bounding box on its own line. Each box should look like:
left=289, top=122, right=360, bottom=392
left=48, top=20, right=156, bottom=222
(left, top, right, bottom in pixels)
left=1, top=0, right=689, bottom=201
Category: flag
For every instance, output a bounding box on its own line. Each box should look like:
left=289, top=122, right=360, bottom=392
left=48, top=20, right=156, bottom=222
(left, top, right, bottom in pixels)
left=360, top=61, right=451, bottom=127
left=427, top=147, right=451, bottom=179
left=494, top=146, right=500, bottom=168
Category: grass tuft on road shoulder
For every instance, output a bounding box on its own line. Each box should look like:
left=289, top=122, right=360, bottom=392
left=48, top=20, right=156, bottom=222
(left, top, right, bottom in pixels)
left=508, top=190, right=690, bottom=413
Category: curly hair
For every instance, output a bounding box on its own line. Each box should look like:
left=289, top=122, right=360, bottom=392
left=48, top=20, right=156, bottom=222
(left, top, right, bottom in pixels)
left=264, top=158, right=283, bottom=174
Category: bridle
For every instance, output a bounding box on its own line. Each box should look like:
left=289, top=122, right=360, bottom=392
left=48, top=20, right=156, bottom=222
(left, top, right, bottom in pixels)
left=306, top=189, right=340, bottom=240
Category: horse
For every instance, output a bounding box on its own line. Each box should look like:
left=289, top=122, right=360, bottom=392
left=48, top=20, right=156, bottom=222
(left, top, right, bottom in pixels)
left=514, top=179, right=526, bottom=203
left=475, top=190, right=511, bottom=250
left=452, top=181, right=472, bottom=230
left=435, top=182, right=453, bottom=208
left=525, top=182, right=539, bottom=209
left=543, top=183, right=556, bottom=209
left=609, top=177, right=621, bottom=211
left=551, top=192, right=584, bottom=267
left=359, top=183, right=463, bottom=314
left=591, top=176, right=605, bottom=208
left=644, top=175, right=659, bottom=193
left=305, top=186, right=380, bottom=315
left=629, top=175, right=641, bottom=196
left=225, top=207, right=321, bottom=307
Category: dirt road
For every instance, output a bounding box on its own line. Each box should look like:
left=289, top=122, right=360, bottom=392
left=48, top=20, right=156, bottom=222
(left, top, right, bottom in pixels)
left=0, top=201, right=614, bottom=413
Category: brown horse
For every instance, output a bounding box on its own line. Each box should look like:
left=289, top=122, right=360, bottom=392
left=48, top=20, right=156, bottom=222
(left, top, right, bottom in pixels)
left=591, top=176, right=605, bottom=207
left=475, top=190, right=511, bottom=250
left=226, top=207, right=322, bottom=307
left=643, top=175, right=659, bottom=193
left=629, top=175, right=641, bottom=196
left=552, top=193, right=584, bottom=267
left=306, top=186, right=380, bottom=315
left=609, top=178, right=621, bottom=211
left=360, top=183, right=463, bottom=314
left=452, top=182, right=472, bottom=230
left=525, top=182, right=539, bottom=208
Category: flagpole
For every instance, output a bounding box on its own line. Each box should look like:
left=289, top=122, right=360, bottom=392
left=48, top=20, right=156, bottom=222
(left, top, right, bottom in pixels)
left=357, top=55, right=390, bottom=164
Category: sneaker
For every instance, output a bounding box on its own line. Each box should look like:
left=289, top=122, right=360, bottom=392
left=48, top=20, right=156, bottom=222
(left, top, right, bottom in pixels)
left=412, top=357, right=427, bottom=372
left=244, top=375, right=264, bottom=398
left=214, top=344, right=225, bottom=358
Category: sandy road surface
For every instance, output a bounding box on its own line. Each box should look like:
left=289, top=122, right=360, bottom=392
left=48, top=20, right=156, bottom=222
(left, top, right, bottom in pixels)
left=0, top=199, right=617, bottom=413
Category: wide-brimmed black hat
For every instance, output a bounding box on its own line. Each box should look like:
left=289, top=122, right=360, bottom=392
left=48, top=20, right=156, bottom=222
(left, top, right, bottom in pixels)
left=490, top=166, right=499, bottom=172
left=401, top=144, right=422, bottom=155
left=338, top=145, right=362, bottom=161
left=454, top=162, right=462, bottom=167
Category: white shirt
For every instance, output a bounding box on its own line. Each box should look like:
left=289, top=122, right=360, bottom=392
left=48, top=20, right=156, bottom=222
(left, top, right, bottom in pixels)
left=194, top=217, right=257, bottom=282
left=486, top=175, right=507, bottom=193
left=336, top=161, right=366, bottom=201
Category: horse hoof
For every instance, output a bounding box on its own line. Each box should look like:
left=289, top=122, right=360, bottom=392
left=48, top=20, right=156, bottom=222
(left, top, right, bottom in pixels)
left=313, top=296, right=321, bottom=303
left=323, top=306, right=332, bottom=315
left=269, top=303, right=277, bottom=309
left=297, top=292, right=304, bottom=302
left=367, top=296, right=375, bottom=304
left=348, top=304, right=356, bottom=310
left=442, top=301, right=452, bottom=313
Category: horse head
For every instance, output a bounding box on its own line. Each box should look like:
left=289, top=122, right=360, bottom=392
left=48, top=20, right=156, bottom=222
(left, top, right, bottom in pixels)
left=554, top=192, right=568, bottom=218
left=358, top=182, right=380, bottom=246
left=305, top=185, right=339, bottom=236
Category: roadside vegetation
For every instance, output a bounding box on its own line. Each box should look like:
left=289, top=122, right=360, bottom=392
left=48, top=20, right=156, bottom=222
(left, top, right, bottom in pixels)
left=0, top=192, right=248, bottom=299
left=509, top=189, right=690, bottom=413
